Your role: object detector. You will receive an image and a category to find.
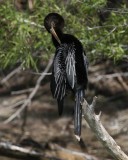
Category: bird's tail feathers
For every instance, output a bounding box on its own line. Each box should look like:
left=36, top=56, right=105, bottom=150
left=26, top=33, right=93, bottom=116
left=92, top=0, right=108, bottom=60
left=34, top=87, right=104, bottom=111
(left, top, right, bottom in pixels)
left=74, top=90, right=85, bottom=140
left=57, top=99, right=64, bottom=116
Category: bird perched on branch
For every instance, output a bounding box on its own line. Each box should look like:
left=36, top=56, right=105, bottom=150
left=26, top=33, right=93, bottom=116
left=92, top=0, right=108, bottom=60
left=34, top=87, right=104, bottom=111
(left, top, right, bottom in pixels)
left=44, top=13, right=88, bottom=140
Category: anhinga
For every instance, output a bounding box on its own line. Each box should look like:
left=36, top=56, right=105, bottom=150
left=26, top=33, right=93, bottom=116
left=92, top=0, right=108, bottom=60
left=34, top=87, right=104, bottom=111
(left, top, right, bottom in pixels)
left=44, top=13, right=88, bottom=140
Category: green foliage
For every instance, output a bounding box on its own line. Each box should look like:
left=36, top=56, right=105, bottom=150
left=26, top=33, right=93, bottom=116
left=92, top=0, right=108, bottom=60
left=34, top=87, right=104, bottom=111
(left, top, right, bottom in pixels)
left=0, top=0, right=128, bottom=68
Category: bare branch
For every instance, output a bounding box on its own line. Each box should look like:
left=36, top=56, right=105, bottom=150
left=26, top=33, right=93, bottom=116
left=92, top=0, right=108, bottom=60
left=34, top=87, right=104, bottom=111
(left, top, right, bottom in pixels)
left=4, top=57, right=53, bottom=123
left=117, top=75, right=128, bottom=91
left=0, top=61, right=26, bottom=85
left=83, top=97, right=128, bottom=160
left=95, top=27, right=117, bottom=43
left=11, top=88, right=34, bottom=95
left=0, top=142, right=42, bottom=159
left=0, top=141, right=62, bottom=160
left=1, top=66, right=22, bottom=85
left=25, top=71, right=52, bottom=76
left=87, top=24, right=128, bottom=30
left=19, top=18, right=44, bottom=29
left=28, top=0, right=34, bottom=11
left=9, top=100, right=26, bottom=109
left=93, top=72, right=128, bottom=81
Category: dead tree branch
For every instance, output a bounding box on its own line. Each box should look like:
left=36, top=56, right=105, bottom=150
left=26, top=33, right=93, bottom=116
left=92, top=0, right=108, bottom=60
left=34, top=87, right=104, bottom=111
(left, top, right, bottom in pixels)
left=11, top=88, right=34, bottom=95
left=1, top=66, right=22, bottom=85
left=0, top=142, right=42, bottom=160
left=19, top=18, right=44, bottom=28
left=4, top=57, right=53, bottom=124
left=0, top=61, right=25, bottom=85
left=0, top=142, right=62, bottom=160
left=94, top=72, right=128, bottom=81
left=83, top=97, right=128, bottom=160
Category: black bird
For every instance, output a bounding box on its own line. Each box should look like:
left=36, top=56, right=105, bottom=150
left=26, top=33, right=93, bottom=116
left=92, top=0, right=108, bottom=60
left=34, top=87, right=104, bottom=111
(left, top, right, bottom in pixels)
left=44, top=13, right=88, bottom=140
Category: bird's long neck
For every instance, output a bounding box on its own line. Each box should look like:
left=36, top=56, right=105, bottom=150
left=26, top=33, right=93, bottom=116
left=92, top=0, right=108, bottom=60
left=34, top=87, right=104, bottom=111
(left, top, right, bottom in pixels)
left=52, top=29, right=63, bottom=47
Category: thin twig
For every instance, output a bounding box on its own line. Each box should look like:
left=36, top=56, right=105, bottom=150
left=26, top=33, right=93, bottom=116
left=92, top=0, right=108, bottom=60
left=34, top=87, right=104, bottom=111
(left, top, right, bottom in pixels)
left=19, top=17, right=128, bottom=31
left=83, top=97, right=128, bottom=160
left=95, top=27, right=117, bottom=43
left=11, top=88, right=34, bottom=95
left=1, top=66, right=22, bottom=85
left=87, top=24, right=128, bottom=30
left=117, top=75, right=128, bottom=91
left=4, top=57, right=53, bottom=124
left=0, top=141, right=62, bottom=160
left=1, top=61, right=25, bottom=85
left=19, top=18, right=44, bottom=29
left=9, top=99, right=26, bottom=109
left=25, top=71, right=52, bottom=76
left=94, top=72, right=128, bottom=81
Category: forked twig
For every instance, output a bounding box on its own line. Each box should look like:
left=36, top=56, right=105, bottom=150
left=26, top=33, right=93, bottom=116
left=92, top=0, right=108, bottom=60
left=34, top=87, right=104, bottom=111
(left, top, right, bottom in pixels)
left=83, top=97, right=128, bottom=160
left=0, top=141, right=63, bottom=160
left=4, top=57, right=53, bottom=124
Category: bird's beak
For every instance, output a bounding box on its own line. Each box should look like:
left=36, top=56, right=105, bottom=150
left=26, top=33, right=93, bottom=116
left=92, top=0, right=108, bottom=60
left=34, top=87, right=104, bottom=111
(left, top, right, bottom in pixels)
left=50, top=27, right=61, bottom=44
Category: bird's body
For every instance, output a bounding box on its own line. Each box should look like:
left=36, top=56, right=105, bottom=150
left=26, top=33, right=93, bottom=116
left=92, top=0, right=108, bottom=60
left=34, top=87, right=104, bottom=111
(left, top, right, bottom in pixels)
left=44, top=13, right=88, bottom=139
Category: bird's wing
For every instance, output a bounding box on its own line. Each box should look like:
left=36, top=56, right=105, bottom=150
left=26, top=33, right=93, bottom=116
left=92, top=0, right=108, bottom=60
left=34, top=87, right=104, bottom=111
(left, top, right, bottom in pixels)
left=83, top=51, right=89, bottom=69
left=65, top=43, right=76, bottom=89
left=53, top=45, right=67, bottom=101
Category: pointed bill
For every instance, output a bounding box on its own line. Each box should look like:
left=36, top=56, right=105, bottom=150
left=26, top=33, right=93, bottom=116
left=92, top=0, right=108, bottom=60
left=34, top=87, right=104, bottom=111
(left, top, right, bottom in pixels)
left=50, top=27, right=61, bottom=44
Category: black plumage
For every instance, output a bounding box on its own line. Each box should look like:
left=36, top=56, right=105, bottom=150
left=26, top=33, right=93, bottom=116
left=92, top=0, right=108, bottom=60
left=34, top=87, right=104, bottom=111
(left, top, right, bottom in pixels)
left=44, top=13, right=88, bottom=140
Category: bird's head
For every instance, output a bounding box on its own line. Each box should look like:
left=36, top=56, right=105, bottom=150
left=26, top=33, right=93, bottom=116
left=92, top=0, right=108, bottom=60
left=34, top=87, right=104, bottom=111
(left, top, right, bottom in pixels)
left=44, top=13, right=64, bottom=44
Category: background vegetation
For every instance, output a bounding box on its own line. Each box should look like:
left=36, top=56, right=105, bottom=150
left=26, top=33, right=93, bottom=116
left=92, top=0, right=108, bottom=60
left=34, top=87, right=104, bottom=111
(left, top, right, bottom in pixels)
left=0, top=1, right=127, bottom=159
left=0, top=0, right=128, bottom=69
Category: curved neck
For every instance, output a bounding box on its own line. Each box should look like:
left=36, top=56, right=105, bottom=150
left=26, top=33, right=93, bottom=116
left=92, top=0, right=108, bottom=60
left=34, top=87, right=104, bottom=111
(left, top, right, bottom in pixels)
left=52, top=29, right=63, bottom=47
